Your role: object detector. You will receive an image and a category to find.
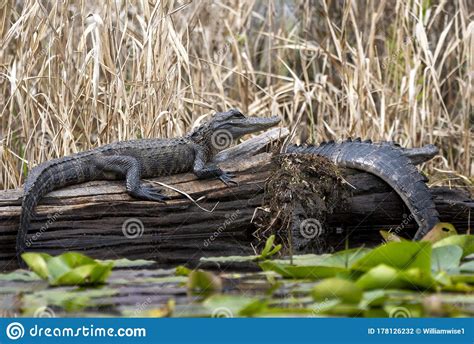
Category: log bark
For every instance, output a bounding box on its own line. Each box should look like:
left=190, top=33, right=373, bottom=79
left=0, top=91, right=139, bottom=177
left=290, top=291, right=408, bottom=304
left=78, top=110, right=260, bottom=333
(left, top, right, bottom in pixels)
left=0, top=130, right=472, bottom=271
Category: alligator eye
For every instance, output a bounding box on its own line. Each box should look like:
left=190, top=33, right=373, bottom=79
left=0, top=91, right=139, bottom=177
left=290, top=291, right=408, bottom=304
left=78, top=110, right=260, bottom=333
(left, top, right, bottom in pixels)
left=230, top=110, right=245, bottom=118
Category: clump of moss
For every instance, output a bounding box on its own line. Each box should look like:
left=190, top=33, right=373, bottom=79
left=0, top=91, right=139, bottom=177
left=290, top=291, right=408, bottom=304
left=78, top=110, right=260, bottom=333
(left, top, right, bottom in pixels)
left=254, top=154, right=349, bottom=254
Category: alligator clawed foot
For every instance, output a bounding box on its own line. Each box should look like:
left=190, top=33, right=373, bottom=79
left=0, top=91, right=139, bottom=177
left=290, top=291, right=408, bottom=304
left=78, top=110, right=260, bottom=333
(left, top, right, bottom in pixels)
left=219, top=172, right=238, bottom=186
left=131, top=185, right=169, bottom=203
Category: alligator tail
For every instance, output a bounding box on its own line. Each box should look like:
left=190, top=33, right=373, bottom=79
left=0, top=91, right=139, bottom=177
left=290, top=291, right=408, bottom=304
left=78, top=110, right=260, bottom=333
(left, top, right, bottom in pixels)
left=286, top=139, right=440, bottom=240
left=18, top=156, right=90, bottom=264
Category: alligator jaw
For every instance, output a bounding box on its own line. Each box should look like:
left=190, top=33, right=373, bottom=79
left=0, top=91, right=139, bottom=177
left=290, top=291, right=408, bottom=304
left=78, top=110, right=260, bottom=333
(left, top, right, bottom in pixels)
left=400, top=144, right=439, bottom=165
left=225, top=115, right=281, bottom=139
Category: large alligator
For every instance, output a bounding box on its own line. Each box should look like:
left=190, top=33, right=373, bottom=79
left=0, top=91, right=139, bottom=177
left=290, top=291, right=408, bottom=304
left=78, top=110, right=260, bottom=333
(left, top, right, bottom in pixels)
left=18, top=110, right=280, bottom=263
left=17, top=109, right=439, bottom=264
left=286, top=140, right=440, bottom=240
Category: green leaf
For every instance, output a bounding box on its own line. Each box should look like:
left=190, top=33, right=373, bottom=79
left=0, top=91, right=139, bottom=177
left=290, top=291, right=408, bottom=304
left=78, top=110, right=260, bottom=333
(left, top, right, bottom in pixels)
left=380, top=230, right=407, bottom=243
left=360, top=290, right=389, bottom=308
left=433, top=235, right=474, bottom=258
left=21, top=253, right=52, bottom=279
left=21, top=252, right=114, bottom=286
left=459, top=261, right=474, bottom=273
left=175, top=265, right=192, bottom=276
left=320, top=248, right=371, bottom=268
left=99, top=258, right=155, bottom=268
left=431, top=245, right=463, bottom=273
left=257, top=235, right=281, bottom=260
left=187, top=270, right=222, bottom=295
left=356, top=264, right=436, bottom=290
left=351, top=241, right=432, bottom=273
left=311, top=278, right=362, bottom=303
left=200, top=255, right=258, bottom=263
left=259, top=260, right=349, bottom=279
left=0, top=270, right=41, bottom=282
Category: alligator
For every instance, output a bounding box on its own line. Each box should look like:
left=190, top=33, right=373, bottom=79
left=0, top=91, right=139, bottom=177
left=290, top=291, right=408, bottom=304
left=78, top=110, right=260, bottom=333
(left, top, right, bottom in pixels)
left=17, top=110, right=280, bottom=263
left=18, top=109, right=440, bottom=265
left=286, top=140, right=440, bottom=240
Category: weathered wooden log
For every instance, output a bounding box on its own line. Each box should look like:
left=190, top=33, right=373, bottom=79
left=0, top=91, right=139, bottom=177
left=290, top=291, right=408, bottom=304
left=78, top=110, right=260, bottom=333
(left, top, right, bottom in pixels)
left=0, top=130, right=472, bottom=271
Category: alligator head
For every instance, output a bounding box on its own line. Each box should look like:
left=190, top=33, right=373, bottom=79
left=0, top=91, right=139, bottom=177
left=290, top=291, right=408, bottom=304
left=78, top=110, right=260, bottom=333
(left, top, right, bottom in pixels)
left=190, top=109, right=281, bottom=152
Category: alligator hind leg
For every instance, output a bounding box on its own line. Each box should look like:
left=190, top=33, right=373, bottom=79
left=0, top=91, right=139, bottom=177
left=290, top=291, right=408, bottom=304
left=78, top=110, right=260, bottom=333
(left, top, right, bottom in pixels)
left=93, top=155, right=168, bottom=202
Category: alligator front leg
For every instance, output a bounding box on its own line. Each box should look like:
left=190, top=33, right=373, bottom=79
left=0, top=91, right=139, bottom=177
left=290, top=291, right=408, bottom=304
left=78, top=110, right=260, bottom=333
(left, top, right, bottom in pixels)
left=93, top=156, right=168, bottom=202
left=192, top=149, right=237, bottom=186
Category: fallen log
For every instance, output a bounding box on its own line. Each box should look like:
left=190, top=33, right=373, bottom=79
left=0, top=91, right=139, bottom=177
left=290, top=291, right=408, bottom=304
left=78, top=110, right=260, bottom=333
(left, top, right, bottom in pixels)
left=0, top=130, right=472, bottom=271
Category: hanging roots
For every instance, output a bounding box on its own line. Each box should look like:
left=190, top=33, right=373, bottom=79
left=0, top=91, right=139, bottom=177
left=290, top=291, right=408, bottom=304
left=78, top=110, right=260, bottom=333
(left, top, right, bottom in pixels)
left=254, top=153, right=350, bottom=255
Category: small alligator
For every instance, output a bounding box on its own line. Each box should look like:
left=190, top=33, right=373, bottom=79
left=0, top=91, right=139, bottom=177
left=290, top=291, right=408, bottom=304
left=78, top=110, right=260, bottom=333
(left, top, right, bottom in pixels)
left=286, top=140, right=440, bottom=239
left=18, top=110, right=280, bottom=262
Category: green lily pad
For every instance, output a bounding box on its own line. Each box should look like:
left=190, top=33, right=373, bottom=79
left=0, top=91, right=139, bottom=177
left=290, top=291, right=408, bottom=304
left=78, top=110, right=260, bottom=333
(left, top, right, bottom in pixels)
left=100, top=258, right=155, bottom=268
left=431, top=245, right=463, bottom=273
left=259, top=260, right=349, bottom=279
left=187, top=270, right=222, bottom=295
left=0, top=270, right=42, bottom=282
left=318, top=248, right=371, bottom=268
left=433, top=235, right=474, bottom=258
left=21, top=252, right=113, bottom=286
left=351, top=241, right=432, bottom=273
left=459, top=261, right=474, bottom=273
left=356, top=264, right=436, bottom=291
left=311, top=278, right=362, bottom=303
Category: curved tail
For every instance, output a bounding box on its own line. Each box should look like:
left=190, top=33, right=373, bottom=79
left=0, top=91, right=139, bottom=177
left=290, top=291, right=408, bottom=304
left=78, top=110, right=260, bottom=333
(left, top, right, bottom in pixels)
left=286, top=139, right=440, bottom=239
left=18, top=156, right=89, bottom=264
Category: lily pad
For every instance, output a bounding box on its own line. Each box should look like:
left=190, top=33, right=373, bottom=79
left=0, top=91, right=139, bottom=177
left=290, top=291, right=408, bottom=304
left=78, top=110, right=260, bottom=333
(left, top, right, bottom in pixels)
left=431, top=245, right=463, bottom=273
left=187, top=270, right=222, bottom=295
left=311, top=278, right=362, bottom=303
left=433, top=235, right=474, bottom=258
left=356, top=264, right=436, bottom=290
left=351, top=241, right=432, bottom=273
left=21, top=252, right=113, bottom=286
left=100, top=258, right=155, bottom=268
left=259, top=260, right=349, bottom=280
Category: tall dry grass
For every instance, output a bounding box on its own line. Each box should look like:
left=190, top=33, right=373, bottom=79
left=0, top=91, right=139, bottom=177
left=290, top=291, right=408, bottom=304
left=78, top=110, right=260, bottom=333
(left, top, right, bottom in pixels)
left=0, top=0, right=472, bottom=190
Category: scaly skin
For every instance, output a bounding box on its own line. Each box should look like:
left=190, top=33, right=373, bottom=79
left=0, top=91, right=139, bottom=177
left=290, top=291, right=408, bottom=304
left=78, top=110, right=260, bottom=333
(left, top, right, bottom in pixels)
left=286, top=138, right=440, bottom=239
left=18, top=110, right=281, bottom=262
